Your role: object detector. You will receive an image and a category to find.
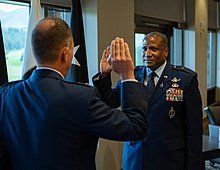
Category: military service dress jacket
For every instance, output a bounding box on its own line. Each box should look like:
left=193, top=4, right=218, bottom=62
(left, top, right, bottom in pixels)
left=0, top=69, right=148, bottom=170
left=93, top=63, right=203, bottom=170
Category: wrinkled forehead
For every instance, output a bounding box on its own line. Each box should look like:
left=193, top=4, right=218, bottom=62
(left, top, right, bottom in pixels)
left=143, top=36, right=164, bottom=47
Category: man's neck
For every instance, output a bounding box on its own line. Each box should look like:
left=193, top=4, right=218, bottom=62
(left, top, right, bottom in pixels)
left=36, top=66, right=65, bottom=79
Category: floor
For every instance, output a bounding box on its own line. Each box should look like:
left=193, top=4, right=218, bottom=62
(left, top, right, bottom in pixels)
left=206, top=161, right=220, bottom=170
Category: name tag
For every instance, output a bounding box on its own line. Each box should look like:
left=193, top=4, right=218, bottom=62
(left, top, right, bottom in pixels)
left=166, top=88, right=183, bottom=101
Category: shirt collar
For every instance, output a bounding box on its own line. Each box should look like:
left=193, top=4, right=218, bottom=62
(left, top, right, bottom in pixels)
left=146, top=60, right=167, bottom=78
left=36, top=67, right=64, bottom=79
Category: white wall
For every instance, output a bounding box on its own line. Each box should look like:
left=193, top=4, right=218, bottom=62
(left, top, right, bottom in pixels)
left=82, top=0, right=134, bottom=85
left=81, top=0, right=134, bottom=169
left=134, top=0, right=184, bottom=23
left=195, top=0, right=208, bottom=115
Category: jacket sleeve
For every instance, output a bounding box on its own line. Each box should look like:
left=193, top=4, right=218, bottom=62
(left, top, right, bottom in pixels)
left=184, top=74, right=203, bottom=170
left=92, top=72, right=122, bottom=108
left=0, top=90, right=12, bottom=169
left=86, top=80, right=148, bottom=141
left=0, top=136, right=12, bottom=170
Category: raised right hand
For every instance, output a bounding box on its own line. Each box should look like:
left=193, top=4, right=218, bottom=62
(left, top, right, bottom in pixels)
left=110, top=37, right=135, bottom=80
left=100, top=46, right=112, bottom=76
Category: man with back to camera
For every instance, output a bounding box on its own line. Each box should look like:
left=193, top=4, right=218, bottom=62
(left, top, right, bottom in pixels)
left=0, top=17, right=148, bottom=169
left=93, top=32, right=203, bottom=170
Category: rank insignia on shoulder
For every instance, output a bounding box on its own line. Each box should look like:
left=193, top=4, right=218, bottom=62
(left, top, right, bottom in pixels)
left=166, top=88, right=183, bottom=101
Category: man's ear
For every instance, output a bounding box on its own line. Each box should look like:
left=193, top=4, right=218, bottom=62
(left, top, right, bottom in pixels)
left=61, top=47, right=70, bottom=62
left=165, top=47, right=169, bottom=58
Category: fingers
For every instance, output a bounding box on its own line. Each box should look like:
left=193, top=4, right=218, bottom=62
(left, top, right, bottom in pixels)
left=109, top=37, right=132, bottom=63
left=100, top=46, right=112, bottom=75
left=111, top=37, right=121, bottom=63
left=107, top=46, right=110, bottom=55
left=101, top=49, right=107, bottom=61
left=110, top=39, right=115, bottom=63
left=110, top=37, right=125, bottom=61
left=108, top=37, right=134, bottom=80
left=120, top=38, right=126, bottom=61
left=125, top=42, right=132, bottom=60
left=102, top=46, right=109, bottom=60
left=115, top=37, right=120, bottom=61
left=115, top=37, right=126, bottom=60
left=106, top=46, right=111, bottom=64
left=110, top=37, right=120, bottom=73
left=101, top=46, right=111, bottom=65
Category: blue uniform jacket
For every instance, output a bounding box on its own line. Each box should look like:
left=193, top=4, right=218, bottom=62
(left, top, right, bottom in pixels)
left=0, top=69, right=148, bottom=170
left=93, top=63, right=203, bottom=170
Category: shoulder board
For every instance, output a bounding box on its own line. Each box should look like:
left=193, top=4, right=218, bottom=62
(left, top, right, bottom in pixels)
left=77, top=82, right=91, bottom=87
left=134, top=65, right=144, bottom=70
left=63, top=80, right=92, bottom=88
left=172, top=65, right=196, bottom=75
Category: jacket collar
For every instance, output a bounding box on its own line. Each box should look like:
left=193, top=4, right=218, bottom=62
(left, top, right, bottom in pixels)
left=31, top=69, right=64, bottom=80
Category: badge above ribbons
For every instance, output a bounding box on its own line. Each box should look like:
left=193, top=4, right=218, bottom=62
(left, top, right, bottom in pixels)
left=166, top=77, right=183, bottom=102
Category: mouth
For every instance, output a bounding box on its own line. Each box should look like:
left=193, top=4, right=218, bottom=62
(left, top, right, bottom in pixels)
left=143, top=59, right=154, bottom=63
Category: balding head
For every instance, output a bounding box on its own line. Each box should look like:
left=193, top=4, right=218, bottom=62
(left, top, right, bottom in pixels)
left=31, top=17, right=73, bottom=65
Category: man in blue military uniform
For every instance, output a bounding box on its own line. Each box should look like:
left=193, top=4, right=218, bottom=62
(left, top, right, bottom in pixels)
left=93, top=32, right=203, bottom=170
left=0, top=17, right=148, bottom=169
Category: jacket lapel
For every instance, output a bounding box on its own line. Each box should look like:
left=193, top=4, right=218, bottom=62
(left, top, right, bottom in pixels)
left=135, top=66, right=146, bottom=84
left=148, top=64, right=173, bottom=108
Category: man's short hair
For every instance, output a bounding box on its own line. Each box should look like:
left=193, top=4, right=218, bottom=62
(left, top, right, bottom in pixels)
left=143, top=32, right=168, bottom=48
left=31, top=17, right=72, bottom=64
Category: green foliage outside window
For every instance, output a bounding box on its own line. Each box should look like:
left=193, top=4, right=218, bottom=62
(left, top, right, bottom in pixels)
left=3, top=28, right=26, bottom=53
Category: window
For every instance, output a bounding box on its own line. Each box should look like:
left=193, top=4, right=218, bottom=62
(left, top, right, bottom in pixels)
left=135, top=33, right=145, bottom=66
left=207, top=31, right=217, bottom=89
left=0, top=1, right=71, bottom=81
left=45, top=6, right=71, bottom=25
left=171, top=28, right=183, bottom=66
left=0, top=2, right=29, bottom=81
left=134, top=16, right=177, bottom=67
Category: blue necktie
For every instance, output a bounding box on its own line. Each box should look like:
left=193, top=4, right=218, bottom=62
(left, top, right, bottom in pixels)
left=147, top=71, right=157, bottom=100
